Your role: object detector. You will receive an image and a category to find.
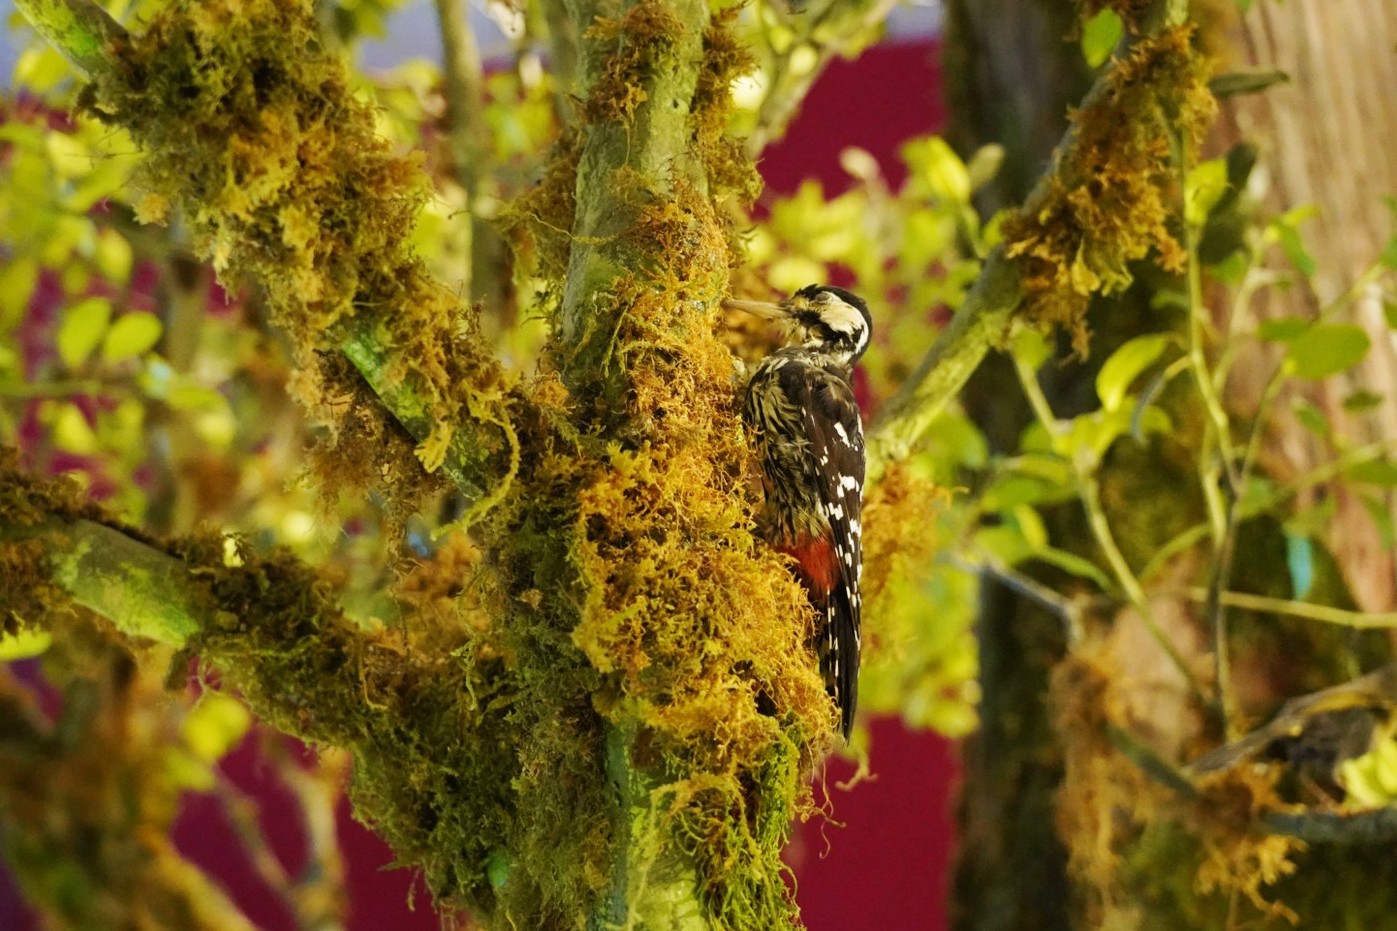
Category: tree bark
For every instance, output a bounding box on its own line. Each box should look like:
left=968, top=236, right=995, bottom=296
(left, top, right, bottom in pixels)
left=1215, top=0, right=1397, bottom=613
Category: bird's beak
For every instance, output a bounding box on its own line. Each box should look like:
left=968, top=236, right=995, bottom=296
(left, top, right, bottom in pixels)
left=722, top=298, right=791, bottom=321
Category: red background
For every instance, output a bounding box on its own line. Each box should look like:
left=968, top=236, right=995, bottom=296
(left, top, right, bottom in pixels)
left=0, top=39, right=956, bottom=931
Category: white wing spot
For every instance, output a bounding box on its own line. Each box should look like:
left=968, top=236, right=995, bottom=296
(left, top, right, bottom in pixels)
left=834, top=422, right=849, bottom=443
left=840, top=475, right=860, bottom=491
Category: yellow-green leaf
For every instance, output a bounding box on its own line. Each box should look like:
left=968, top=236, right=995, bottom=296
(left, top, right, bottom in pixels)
left=1288, top=323, right=1370, bottom=379
left=0, top=255, right=39, bottom=328
left=57, top=297, right=112, bottom=369
left=1081, top=9, right=1123, bottom=68
left=1096, top=334, right=1173, bottom=411
left=1185, top=158, right=1230, bottom=227
left=918, top=138, right=971, bottom=204
left=95, top=228, right=134, bottom=284
left=101, top=312, right=163, bottom=362
left=52, top=403, right=98, bottom=454
left=182, top=691, right=252, bottom=764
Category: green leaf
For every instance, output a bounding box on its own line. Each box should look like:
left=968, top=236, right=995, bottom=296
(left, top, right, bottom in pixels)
left=1360, top=493, right=1397, bottom=551
left=0, top=256, right=39, bottom=328
left=13, top=46, right=73, bottom=94
left=182, top=691, right=252, bottom=764
left=975, top=525, right=1033, bottom=567
left=965, top=144, right=1005, bottom=194
left=1011, top=327, right=1053, bottom=370
left=916, top=137, right=971, bottom=204
left=1343, top=390, right=1384, bottom=413
left=1287, top=323, right=1370, bottom=379
left=1272, top=212, right=1317, bottom=277
left=1257, top=318, right=1308, bottom=342
left=51, top=403, right=98, bottom=454
left=1034, top=546, right=1113, bottom=591
left=95, top=228, right=134, bottom=284
left=1208, top=69, right=1290, bottom=99
left=1080, top=9, right=1123, bottom=68
left=164, top=747, right=216, bottom=792
left=1185, top=158, right=1230, bottom=227
left=1340, top=738, right=1397, bottom=807
left=1012, top=504, right=1048, bottom=552
left=1096, top=334, right=1173, bottom=412
left=1285, top=533, right=1314, bottom=599
left=0, top=629, right=52, bottom=661
left=166, top=384, right=230, bottom=413
left=1345, top=459, right=1397, bottom=487
left=982, top=475, right=1062, bottom=510
left=1292, top=400, right=1329, bottom=438
left=101, top=312, right=163, bottom=363
left=1385, top=301, right=1397, bottom=330
left=56, top=297, right=112, bottom=369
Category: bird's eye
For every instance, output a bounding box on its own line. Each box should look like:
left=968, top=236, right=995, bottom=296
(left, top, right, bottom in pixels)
left=814, top=291, right=834, bottom=304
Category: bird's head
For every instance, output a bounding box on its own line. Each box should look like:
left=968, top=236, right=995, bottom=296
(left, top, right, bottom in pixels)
left=723, top=284, right=872, bottom=366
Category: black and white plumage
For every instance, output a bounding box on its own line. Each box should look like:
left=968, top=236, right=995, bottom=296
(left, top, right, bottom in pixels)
left=726, top=284, right=870, bottom=740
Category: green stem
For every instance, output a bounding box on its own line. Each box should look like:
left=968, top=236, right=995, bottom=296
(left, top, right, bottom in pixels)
left=1176, top=588, right=1397, bottom=630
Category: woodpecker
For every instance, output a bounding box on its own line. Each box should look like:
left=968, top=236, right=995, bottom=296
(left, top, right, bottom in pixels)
left=725, top=284, right=871, bottom=740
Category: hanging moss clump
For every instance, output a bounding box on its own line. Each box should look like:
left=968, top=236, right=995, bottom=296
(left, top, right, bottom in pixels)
left=1002, top=25, right=1216, bottom=352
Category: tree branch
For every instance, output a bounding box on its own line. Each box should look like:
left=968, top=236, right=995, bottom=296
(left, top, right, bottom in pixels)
left=12, top=0, right=125, bottom=76
left=4, top=517, right=205, bottom=646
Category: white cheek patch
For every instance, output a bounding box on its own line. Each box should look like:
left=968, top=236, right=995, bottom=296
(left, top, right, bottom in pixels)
left=822, top=297, right=868, bottom=350
left=823, top=301, right=861, bottom=333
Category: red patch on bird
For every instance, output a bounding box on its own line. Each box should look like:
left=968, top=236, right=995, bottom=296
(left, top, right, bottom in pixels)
left=779, top=537, right=838, bottom=595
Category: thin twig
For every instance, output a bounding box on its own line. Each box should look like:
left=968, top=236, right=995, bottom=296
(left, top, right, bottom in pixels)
left=1180, top=147, right=1239, bottom=734
left=1174, top=587, right=1397, bottom=629
left=959, top=555, right=1085, bottom=644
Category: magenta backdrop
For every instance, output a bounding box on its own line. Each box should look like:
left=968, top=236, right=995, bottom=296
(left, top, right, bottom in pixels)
left=0, top=39, right=956, bottom=931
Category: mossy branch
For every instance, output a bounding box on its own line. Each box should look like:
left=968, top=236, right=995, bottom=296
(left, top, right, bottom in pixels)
left=11, top=0, right=125, bottom=76
left=559, top=0, right=708, bottom=384
left=866, top=0, right=1194, bottom=477
left=5, top=517, right=204, bottom=646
